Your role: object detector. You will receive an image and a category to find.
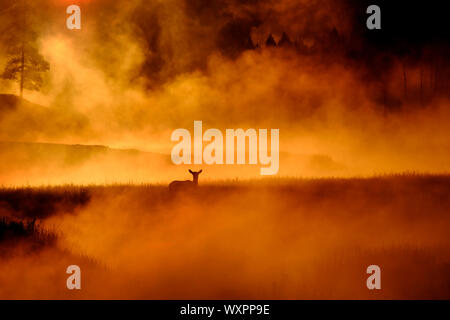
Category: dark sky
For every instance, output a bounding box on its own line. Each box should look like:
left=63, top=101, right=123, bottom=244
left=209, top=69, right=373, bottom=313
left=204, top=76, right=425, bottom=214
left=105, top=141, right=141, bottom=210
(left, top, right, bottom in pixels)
left=348, top=0, right=449, bottom=47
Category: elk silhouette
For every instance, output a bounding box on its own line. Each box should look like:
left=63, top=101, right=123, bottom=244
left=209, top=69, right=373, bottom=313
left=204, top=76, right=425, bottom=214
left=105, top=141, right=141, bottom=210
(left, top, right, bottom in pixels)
left=169, top=169, right=202, bottom=193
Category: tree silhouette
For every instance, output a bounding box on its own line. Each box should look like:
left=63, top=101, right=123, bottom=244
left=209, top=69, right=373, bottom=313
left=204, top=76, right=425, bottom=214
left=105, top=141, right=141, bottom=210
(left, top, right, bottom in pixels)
left=0, top=0, right=49, bottom=98
left=265, top=34, right=277, bottom=47
left=278, top=32, right=293, bottom=47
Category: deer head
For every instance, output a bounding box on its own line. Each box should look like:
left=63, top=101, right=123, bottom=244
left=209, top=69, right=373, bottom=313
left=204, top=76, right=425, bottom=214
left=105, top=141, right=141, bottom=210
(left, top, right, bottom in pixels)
left=189, top=169, right=202, bottom=185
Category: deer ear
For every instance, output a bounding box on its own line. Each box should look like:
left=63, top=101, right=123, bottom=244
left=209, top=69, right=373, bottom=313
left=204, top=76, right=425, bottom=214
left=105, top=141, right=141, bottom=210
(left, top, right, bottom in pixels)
left=198, top=170, right=202, bottom=174
left=189, top=169, right=193, bottom=174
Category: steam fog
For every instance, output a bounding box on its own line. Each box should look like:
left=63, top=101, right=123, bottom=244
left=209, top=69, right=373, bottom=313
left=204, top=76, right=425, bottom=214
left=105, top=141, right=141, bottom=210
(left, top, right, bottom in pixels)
left=0, top=0, right=448, bottom=184
left=0, top=1, right=449, bottom=300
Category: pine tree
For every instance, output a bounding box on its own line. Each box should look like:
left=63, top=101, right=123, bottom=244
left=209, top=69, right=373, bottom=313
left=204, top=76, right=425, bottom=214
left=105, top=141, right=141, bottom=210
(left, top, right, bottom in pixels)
left=278, top=32, right=293, bottom=47
left=265, top=34, right=277, bottom=47
left=0, top=0, right=49, bottom=98
left=243, top=35, right=255, bottom=50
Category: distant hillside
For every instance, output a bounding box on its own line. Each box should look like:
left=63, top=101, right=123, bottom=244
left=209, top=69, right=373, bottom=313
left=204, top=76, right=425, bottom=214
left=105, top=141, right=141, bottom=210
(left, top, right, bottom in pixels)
left=0, top=141, right=170, bottom=185
left=0, top=94, right=22, bottom=113
left=0, top=94, right=89, bottom=142
left=0, top=94, right=49, bottom=116
left=0, top=140, right=349, bottom=185
left=0, top=141, right=143, bottom=164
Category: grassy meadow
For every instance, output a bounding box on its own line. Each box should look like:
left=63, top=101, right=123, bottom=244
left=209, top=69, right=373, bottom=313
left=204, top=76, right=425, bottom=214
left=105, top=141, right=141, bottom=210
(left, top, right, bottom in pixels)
left=0, top=174, right=450, bottom=299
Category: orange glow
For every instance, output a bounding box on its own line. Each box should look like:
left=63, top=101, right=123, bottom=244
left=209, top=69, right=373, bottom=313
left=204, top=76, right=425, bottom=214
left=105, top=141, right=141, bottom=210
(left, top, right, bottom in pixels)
left=0, top=0, right=449, bottom=300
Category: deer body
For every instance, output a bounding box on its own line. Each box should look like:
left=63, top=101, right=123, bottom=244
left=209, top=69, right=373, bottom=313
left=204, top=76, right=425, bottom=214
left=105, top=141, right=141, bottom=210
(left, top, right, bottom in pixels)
left=169, top=169, right=202, bottom=193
